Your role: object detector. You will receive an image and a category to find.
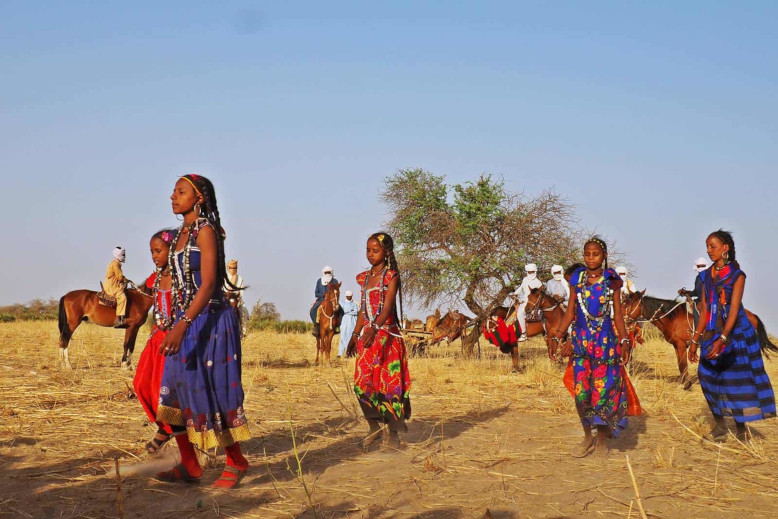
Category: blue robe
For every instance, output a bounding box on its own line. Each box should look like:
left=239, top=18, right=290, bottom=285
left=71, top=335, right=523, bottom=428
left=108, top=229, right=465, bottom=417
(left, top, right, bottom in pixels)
left=338, top=299, right=359, bottom=356
left=310, top=277, right=339, bottom=323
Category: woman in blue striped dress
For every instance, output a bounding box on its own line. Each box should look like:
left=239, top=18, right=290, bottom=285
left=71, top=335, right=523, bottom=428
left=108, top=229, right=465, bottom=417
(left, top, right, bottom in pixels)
left=689, top=230, right=775, bottom=441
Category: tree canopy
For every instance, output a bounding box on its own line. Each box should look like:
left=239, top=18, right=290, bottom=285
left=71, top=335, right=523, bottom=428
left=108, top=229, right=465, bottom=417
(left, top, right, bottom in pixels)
left=381, top=168, right=582, bottom=354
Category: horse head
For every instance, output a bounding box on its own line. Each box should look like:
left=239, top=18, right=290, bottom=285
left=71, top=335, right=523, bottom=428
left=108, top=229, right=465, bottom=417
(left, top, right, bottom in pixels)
left=525, top=287, right=555, bottom=314
left=325, top=282, right=341, bottom=312
left=622, top=289, right=647, bottom=323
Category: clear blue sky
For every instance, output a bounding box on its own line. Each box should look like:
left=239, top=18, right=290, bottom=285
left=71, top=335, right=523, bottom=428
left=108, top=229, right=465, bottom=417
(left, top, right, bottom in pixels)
left=3, top=2, right=778, bottom=326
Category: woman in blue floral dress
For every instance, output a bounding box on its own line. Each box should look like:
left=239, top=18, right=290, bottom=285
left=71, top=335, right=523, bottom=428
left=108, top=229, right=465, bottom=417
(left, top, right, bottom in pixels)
left=549, top=237, right=635, bottom=458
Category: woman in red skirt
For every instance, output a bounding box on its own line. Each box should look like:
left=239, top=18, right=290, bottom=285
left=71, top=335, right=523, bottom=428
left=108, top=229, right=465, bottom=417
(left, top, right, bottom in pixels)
left=347, top=232, right=411, bottom=449
left=134, top=228, right=177, bottom=454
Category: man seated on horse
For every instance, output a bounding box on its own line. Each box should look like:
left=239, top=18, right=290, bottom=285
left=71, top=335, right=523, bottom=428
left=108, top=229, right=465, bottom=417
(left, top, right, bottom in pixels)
left=615, top=266, right=637, bottom=297
left=546, top=264, right=570, bottom=309
left=511, top=263, right=543, bottom=342
left=310, top=266, right=340, bottom=338
left=678, top=257, right=707, bottom=326
left=104, top=246, right=128, bottom=328
left=224, top=259, right=245, bottom=306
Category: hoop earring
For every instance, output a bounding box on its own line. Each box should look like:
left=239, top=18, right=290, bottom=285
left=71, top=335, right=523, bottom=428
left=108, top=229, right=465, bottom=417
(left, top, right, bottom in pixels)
left=175, top=213, right=184, bottom=222
left=723, top=251, right=729, bottom=263
left=194, top=203, right=202, bottom=217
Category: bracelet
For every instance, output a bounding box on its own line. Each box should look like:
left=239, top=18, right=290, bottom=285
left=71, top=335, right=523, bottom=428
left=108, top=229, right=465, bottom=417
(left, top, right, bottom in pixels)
left=371, top=322, right=380, bottom=330
left=181, top=315, right=194, bottom=326
left=352, top=331, right=359, bottom=337
left=690, top=337, right=699, bottom=345
left=550, top=337, right=560, bottom=343
left=719, top=334, right=729, bottom=344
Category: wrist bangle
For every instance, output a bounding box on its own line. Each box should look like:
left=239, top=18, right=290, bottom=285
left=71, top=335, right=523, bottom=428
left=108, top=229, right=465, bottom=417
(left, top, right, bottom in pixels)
left=720, top=334, right=729, bottom=344
left=181, top=315, right=193, bottom=326
left=690, top=337, right=699, bottom=345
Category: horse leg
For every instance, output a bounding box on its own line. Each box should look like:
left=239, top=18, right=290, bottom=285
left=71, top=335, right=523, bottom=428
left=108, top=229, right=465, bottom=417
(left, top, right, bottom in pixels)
left=58, top=302, right=81, bottom=369
left=315, top=336, right=321, bottom=365
left=122, top=326, right=140, bottom=369
left=674, top=340, right=693, bottom=390
left=326, top=331, right=333, bottom=364
left=511, top=345, right=519, bottom=372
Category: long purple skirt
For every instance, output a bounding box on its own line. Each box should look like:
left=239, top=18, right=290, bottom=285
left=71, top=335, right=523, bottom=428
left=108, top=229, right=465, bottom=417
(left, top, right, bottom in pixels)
left=157, top=303, right=250, bottom=449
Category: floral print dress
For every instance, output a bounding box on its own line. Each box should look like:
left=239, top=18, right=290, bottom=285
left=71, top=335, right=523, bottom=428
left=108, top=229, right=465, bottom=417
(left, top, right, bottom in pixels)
left=569, top=267, right=629, bottom=434
left=354, top=269, right=412, bottom=428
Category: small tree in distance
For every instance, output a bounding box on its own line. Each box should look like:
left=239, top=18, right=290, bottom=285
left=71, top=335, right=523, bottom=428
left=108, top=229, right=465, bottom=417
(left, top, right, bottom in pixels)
left=381, top=168, right=581, bottom=356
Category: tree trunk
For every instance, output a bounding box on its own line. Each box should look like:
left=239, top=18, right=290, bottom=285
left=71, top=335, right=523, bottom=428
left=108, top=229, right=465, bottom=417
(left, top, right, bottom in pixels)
left=461, top=319, right=483, bottom=358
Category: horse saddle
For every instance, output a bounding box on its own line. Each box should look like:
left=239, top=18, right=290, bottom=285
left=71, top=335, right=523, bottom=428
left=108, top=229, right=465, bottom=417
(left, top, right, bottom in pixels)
left=526, top=307, right=543, bottom=323
left=97, top=282, right=117, bottom=308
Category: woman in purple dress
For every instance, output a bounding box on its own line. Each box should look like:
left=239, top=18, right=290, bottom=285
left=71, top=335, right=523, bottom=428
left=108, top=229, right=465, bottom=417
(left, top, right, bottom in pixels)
left=156, top=174, right=250, bottom=489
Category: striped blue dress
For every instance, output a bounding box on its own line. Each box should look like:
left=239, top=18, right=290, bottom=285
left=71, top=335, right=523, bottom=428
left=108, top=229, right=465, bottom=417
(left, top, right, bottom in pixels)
left=698, top=265, right=775, bottom=423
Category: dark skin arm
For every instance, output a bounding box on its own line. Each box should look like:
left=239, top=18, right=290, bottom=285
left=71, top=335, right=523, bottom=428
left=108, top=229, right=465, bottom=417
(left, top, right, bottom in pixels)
left=549, top=282, right=631, bottom=364
left=346, top=275, right=399, bottom=357
left=689, top=275, right=744, bottom=362
left=159, top=226, right=218, bottom=356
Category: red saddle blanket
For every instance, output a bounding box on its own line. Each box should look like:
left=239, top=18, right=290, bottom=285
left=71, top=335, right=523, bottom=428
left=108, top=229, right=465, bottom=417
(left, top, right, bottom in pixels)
left=483, top=317, right=522, bottom=354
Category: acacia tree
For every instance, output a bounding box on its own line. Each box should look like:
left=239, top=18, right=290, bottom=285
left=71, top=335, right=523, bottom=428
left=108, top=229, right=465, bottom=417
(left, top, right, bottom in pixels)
left=381, top=169, right=581, bottom=356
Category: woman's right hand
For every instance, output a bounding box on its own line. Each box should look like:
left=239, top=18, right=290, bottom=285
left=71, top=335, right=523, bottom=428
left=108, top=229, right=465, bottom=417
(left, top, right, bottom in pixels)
left=346, top=336, right=357, bottom=357
left=688, top=342, right=699, bottom=363
left=560, top=339, right=573, bottom=358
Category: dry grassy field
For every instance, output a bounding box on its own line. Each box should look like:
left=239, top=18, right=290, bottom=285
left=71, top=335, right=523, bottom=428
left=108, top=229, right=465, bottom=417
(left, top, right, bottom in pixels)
left=1, top=320, right=777, bottom=519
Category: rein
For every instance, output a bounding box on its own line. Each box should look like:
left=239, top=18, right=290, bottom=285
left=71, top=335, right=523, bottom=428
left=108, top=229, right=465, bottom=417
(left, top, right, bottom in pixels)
left=526, top=291, right=560, bottom=314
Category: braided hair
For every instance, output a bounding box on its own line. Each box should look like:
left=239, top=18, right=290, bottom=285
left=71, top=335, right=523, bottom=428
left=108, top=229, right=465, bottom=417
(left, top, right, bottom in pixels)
left=584, top=235, right=609, bottom=270
left=369, top=231, right=404, bottom=324
left=181, top=174, right=241, bottom=292
left=151, top=228, right=177, bottom=246
left=708, top=229, right=739, bottom=268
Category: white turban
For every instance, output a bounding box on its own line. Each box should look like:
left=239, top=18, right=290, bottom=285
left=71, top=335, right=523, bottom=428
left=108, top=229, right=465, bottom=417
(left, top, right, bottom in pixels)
left=615, top=266, right=627, bottom=277
left=524, top=263, right=537, bottom=281
left=113, top=246, right=125, bottom=263
left=551, top=264, right=563, bottom=281
left=345, top=290, right=353, bottom=298
left=321, top=265, right=333, bottom=285
left=694, top=257, right=708, bottom=273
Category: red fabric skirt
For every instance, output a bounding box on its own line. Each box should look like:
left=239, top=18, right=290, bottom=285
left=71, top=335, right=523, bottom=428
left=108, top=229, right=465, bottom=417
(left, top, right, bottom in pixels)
left=563, top=360, right=642, bottom=416
left=133, top=327, right=172, bottom=434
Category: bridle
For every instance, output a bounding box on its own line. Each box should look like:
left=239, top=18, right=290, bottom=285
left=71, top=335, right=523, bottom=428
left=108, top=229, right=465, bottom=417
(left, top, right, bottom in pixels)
left=525, top=290, right=560, bottom=314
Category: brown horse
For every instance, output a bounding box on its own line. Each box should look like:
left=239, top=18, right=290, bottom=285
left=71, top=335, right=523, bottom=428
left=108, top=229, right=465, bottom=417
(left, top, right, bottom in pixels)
left=58, top=286, right=153, bottom=369
left=525, top=287, right=570, bottom=350
left=430, top=310, right=470, bottom=346
left=622, top=292, right=777, bottom=389
left=316, top=282, right=341, bottom=364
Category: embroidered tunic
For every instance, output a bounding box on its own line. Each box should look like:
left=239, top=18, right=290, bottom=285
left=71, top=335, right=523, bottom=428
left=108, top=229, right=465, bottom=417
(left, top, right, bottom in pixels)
left=157, top=219, right=251, bottom=449
left=353, top=269, right=411, bottom=427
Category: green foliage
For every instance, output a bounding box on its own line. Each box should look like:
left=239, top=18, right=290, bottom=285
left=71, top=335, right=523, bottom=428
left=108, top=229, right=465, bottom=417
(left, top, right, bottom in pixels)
left=0, top=314, right=16, bottom=323
left=381, top=169, right=581, bottom=344
left=0, top=298, right=59, bottom=321
left=249, top=319, right=312, bottom=334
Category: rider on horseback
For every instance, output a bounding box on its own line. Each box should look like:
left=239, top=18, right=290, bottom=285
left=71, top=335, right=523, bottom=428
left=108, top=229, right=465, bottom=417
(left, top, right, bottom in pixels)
left=104, top=246, right=128, bottom=328
left=678, top=257, right=707, bottom=325
left=546, top=265, right=570, bottom=310
left=511, top=263, right=543, bottom=342
left=311, top=266, right=340, bottom=338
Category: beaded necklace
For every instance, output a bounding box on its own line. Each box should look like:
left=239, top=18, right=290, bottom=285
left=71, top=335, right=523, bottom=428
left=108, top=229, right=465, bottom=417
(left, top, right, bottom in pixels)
left=152, top=268, right=174, bottom=330
left=168, top=218, right=207, bottom=314
left=361, top=266, right=388, bottom=325
left=575, top=269, right=613, bottom=328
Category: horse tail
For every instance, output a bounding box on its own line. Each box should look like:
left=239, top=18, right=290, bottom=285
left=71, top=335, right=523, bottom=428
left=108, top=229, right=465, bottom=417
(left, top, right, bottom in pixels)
left=58, top=296, right=71, bottom=341
left=755, top=316, right=778, bottom=357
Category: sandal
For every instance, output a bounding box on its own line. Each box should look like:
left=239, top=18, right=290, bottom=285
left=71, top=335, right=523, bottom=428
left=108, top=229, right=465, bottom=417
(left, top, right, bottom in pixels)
left=145, top=430, right=171, bottom=455
left=156, top=463, right=201, bottom=483
left=571, top=440, right=596, bottom=458
left=211, top=465, right=247, bottom=489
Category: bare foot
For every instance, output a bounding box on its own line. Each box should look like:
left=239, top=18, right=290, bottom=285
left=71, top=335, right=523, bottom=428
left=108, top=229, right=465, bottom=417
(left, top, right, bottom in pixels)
left=571, top=436, right=595, bottom=458
left=593, top=437, right=610, bottom=458
left=361, top=429, right=383, bottom=449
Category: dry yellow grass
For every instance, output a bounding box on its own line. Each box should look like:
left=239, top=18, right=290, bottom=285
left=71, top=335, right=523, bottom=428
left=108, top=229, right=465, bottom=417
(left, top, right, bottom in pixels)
left=1, top=320, right=777, bottom=518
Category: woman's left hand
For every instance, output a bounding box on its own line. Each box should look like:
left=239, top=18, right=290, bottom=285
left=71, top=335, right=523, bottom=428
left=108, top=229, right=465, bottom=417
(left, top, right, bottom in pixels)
left=361, top=326, right=376, bottom=347
left=705, top=338, right=726, bottom=360
left=620, top=341, right=632, bottom=366
left=159, top=322, right=186, bottom=356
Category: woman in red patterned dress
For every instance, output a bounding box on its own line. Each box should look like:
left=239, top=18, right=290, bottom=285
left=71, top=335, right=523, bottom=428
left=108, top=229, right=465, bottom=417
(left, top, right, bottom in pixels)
left=133, top=228, right=177, bottom=454
left=347, top=232, right=411, bottom=449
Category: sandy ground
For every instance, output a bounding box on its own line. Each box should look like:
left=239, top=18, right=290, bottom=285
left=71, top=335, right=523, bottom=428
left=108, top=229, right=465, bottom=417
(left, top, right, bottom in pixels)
left=1, top=321, right=777, bottom=519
